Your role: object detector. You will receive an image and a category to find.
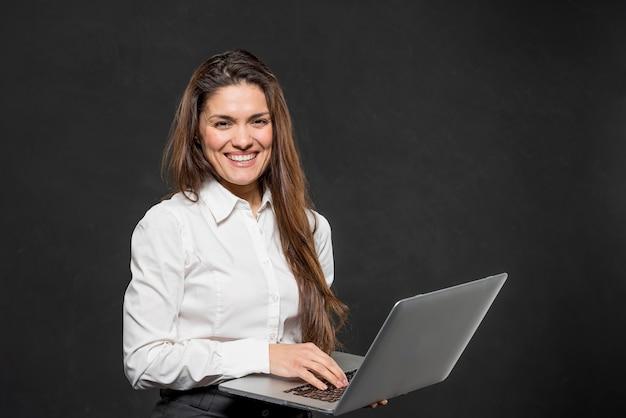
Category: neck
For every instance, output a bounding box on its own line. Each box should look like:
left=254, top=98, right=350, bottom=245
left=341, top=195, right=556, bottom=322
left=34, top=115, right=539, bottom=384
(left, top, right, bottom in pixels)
left=221, top=179, right=263, bottom=210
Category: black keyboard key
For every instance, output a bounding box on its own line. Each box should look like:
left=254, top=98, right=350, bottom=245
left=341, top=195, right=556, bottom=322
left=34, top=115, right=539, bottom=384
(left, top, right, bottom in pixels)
left=284, top=369, right=358, bottom=402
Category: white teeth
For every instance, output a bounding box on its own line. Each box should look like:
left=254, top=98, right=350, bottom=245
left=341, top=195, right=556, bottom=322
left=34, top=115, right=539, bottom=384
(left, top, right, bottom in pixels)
left=226, top=153, right=257, bottom=162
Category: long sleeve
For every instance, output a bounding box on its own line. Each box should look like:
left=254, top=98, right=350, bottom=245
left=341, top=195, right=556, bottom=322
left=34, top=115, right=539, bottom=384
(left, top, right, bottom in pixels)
left=312, top=211, right=334, bottom=288
left=122, top=205, right=269, bottom=390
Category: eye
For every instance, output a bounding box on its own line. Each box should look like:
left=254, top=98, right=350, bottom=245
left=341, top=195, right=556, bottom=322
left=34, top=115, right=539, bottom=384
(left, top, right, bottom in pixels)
left=252, top=118, right=270, bottom=127
left=213, top=120, right=232, bottom=129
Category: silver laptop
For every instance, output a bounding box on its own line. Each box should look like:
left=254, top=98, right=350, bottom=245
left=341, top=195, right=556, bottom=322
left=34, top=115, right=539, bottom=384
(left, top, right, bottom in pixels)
left=219, top=273, right=507, bottom=415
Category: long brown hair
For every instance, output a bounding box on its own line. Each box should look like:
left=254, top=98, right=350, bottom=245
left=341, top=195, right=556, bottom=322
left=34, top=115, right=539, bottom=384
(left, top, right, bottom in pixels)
left=160, top=49, right=348, bottom=354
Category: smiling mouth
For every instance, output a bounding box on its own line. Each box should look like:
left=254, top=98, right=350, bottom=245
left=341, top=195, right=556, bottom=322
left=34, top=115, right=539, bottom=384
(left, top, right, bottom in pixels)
left=225, top=152, right=258, bottom=162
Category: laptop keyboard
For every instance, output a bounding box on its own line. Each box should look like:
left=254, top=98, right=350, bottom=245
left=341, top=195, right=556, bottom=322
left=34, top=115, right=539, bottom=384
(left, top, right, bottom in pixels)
left=283, top=369, right=358, bottom=402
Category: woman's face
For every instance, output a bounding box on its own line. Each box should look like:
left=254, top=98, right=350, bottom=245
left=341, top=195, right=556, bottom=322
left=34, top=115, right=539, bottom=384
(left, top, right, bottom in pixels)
left=198, top=82, right=273, bottom=190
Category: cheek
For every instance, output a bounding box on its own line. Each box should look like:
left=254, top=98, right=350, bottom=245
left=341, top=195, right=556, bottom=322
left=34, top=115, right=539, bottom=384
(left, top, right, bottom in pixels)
left=202, top=131, right=229, bottom=153
left=260, top=126, right=273, bottom=148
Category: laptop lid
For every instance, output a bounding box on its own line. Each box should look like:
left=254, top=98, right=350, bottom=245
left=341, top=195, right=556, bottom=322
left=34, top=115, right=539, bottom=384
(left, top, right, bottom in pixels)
left=333, top=273, right=507, bottom=415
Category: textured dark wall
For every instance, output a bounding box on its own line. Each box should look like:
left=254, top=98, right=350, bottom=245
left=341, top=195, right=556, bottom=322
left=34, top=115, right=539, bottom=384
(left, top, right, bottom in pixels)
left=2, top=1, right=625, bottom=417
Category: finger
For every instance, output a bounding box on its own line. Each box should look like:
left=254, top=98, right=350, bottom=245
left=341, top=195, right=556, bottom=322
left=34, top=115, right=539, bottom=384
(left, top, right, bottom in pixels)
left=320, top=355, right=348, bottom=384
left=370, top=402, right=378, bottom=408
left=302, top=345, right=345, bottom=385
left=304, top=360, right=344, bottom=388
left=298, top=368, right=328, bottom=391
left=308, top=347, right=348, bottom=385
left=380, top=399, right=388, bottom=405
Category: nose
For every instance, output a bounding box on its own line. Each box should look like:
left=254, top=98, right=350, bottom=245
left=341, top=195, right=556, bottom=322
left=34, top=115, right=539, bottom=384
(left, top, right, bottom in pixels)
left=231, top=124, right=254, bottom=150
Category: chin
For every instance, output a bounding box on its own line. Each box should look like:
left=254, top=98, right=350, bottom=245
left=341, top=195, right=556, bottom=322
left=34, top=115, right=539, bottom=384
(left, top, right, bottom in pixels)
left=221, top=172, right=261, bottom=186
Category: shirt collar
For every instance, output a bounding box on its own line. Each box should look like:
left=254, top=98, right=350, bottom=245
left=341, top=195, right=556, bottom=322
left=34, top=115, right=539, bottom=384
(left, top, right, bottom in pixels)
left=198, top=174, right=273, bottom=224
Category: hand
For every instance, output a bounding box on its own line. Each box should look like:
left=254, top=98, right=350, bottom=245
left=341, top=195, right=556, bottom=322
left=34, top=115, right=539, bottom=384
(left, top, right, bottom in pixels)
left=269, top=342, right=348, bottom=390
left=367, top=399, right=389, bottom=408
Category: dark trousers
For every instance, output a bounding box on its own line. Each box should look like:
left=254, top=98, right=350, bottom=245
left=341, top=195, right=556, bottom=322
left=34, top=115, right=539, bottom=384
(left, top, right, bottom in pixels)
left=151, top=385, right=313, bottom=418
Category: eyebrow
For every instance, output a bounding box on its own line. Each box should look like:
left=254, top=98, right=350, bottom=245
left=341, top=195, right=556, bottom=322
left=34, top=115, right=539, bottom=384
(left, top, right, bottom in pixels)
left=206, top=112, right=270, bottom=121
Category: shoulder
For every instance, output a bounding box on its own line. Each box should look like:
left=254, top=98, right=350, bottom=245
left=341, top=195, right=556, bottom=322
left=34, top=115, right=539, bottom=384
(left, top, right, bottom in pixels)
left=136, top=192, right=197, bottom=231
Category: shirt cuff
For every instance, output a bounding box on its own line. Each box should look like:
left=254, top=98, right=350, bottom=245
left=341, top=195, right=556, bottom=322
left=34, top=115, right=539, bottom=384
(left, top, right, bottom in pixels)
left=217, top=338, right=270, bottom=378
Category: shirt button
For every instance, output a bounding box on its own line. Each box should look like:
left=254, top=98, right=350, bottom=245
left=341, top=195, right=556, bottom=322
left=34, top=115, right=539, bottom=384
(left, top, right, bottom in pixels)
left=271, top=294, right=279, bottom=302
left=263, top=258, right=270, bottom=264
left=261, top=409, right=270, bottom=417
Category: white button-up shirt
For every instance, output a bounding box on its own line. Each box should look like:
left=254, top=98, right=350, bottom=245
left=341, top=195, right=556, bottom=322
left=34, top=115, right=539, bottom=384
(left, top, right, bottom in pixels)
left=122, top=174, right=334, bottom=390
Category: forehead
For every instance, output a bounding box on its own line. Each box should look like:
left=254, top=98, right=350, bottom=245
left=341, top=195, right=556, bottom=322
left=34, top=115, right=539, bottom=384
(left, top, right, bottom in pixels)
left=203, top=82, right=268, bottom=115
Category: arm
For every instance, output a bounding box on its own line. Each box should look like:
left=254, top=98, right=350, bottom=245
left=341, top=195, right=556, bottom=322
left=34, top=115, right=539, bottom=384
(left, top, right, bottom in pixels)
left=122, top=205, right=269, bottom=390
left=311, top=210, right=334, bottom=288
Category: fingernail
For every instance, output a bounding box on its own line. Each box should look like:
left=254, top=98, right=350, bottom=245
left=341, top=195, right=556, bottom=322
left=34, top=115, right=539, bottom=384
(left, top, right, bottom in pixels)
left=321, top=384, right=328, bottom=390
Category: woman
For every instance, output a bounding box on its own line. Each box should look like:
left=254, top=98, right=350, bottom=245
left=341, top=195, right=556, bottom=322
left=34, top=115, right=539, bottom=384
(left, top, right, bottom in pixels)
left=123, top=49, right=387, bottom=417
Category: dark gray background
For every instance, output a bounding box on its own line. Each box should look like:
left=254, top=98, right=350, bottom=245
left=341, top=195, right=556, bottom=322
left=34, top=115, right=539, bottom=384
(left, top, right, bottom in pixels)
left=2, top=1, right=625, bottom=417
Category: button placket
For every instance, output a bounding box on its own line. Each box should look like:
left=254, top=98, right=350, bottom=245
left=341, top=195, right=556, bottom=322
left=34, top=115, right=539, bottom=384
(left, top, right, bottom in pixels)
left=243, top=212, right=280, bottom=343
